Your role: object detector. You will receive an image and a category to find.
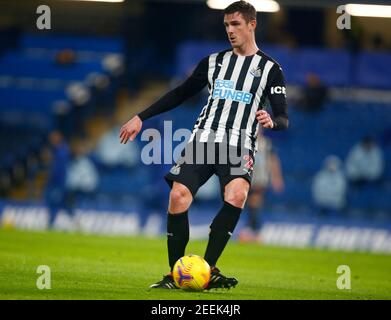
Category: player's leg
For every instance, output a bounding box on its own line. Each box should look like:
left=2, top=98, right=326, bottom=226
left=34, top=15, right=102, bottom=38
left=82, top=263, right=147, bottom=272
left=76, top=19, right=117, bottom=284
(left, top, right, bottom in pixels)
left=167, top=182, right=192, bottom=272
left=204, top=177, right=249, bottom=267
left=150, top=141, right=214, bottom=289
left=150, top=182, right=193, bottom=289
left=164, top=142, right=214, bottom=272
left=204, top=143, right=254, bottom=289
left=204, top=178, right=250, bottom=290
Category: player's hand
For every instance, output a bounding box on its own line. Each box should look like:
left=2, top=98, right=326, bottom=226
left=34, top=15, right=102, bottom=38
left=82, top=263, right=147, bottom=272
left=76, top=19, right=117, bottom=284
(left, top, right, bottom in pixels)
left=119, top=115, right=142, bottom=144
left=256, top=110, right=274, bottom=129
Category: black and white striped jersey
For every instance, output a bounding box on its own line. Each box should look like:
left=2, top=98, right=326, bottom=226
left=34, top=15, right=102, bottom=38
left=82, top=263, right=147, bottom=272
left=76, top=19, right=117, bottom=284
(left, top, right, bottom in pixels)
left=138, top=49, right=288, bottom=152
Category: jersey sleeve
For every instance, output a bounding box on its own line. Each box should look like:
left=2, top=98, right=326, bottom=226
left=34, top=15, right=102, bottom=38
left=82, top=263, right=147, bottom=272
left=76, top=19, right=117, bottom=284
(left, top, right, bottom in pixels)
left=137, top=57, right=209, bottom=121
left=266, top=64, right=289, bottom=130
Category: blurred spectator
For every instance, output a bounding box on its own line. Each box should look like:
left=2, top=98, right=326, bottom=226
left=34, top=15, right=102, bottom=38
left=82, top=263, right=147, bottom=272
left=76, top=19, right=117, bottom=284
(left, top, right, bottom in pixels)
left=55, top=49, right=77, bottom=66
left=95, top=126, right=139, bottom=168
left=345, top=136, right=385, bottom=185
left=312, top=155, right=347, bottom=215
left=239, top=135, right=284, bottom=243
left=66, top=142, right=99, bottom=196
left=298, top=72, right=328, bottom=112
left=103, top=54, right=125, bottom=77
left=44, top=131, right=70, bottom=227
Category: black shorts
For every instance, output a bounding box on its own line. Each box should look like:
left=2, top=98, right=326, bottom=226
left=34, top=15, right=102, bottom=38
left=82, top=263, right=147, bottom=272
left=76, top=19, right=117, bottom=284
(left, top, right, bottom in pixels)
left=165, top=140, right=255, bottom=199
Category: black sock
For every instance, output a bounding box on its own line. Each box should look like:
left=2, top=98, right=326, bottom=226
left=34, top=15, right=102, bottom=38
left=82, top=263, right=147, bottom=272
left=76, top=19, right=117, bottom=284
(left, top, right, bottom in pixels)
left=204, top=201, right=242, bottom=267
left=167, top=211, right=189, bottom=272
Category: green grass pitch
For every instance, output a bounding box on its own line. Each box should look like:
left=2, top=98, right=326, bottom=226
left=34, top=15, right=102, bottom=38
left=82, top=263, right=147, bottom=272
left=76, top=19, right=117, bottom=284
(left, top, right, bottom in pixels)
left=0, top=228, right=390, bottom=300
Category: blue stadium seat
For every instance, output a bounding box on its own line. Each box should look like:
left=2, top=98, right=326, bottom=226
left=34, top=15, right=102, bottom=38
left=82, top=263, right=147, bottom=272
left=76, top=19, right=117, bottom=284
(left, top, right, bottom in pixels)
left=356, top=52, right=391, bottom=89
left=21, top=34, right=124, bottom=53
left=0, top=59, right=103, bottom=80
left=0, top=87, right=66, bottom=112
left=296, top=48, right=350, bottom=86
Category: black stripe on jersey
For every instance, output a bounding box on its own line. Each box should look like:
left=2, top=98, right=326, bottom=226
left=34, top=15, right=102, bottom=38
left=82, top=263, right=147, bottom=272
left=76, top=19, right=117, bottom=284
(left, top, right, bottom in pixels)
left=249, top=64, right=278, bottom=150
left=210, top=53, right=238, bottom=131
left=198, top=51, right=226, bottom=130
left=239, top=56, right=268, bottom=131
left=249, top=91, right=269, bottom=150
left=225, top=56, right=253, bottom=130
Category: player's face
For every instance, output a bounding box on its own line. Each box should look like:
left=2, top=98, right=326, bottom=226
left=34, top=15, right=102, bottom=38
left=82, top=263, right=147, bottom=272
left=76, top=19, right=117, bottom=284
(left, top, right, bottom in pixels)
left=224, top=12, right=256, bottom=49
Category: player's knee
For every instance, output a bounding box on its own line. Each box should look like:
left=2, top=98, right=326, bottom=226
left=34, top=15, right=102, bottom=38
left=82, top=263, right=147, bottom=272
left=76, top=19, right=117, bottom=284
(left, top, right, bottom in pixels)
left=224, top=188, right=248, bottom=208
left=169, top=184, right=192, bottom=209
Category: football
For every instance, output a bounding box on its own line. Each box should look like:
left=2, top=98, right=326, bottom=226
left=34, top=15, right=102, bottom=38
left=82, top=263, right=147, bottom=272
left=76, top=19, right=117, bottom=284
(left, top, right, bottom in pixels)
left=172, top=254, right=211, bottom=291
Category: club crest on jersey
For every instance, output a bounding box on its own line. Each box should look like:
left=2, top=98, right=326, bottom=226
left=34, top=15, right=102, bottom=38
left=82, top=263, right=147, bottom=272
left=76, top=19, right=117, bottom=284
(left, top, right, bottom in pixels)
left=250, top=67, right=262, bottom=77
left=170, top=163, right=181, bottom=175
left=212, top=79, right=253, bottom=104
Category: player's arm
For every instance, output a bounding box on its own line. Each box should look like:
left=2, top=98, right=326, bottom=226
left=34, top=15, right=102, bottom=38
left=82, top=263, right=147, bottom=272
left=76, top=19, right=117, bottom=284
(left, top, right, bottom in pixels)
left=256, top=64, right=289, bottom=130
left=119, top=57, right=209, bottom=144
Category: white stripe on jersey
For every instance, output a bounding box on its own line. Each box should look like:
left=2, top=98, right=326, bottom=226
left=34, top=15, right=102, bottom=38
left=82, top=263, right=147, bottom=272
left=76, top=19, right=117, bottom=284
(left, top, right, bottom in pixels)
left=199, top=51, right=233, bottom=143
left=207, top=53, right=218, bottom=93
left=215, top=55, right=245, bottom=143
left=229, top=54, right=262, bottom=147
left=244, top=60, right=274, bottom=150
left=189, top=53, right=218, bottom=143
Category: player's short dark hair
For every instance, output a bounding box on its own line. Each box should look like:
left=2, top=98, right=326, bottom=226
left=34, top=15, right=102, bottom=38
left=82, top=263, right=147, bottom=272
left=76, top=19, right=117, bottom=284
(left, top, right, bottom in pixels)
left=223, top=1, right=257, bottom=23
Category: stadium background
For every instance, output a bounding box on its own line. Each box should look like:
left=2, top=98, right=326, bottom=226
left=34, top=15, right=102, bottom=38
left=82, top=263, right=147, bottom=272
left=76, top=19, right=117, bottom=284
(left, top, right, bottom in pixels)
left=0, top=0, right=390, bottom=258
